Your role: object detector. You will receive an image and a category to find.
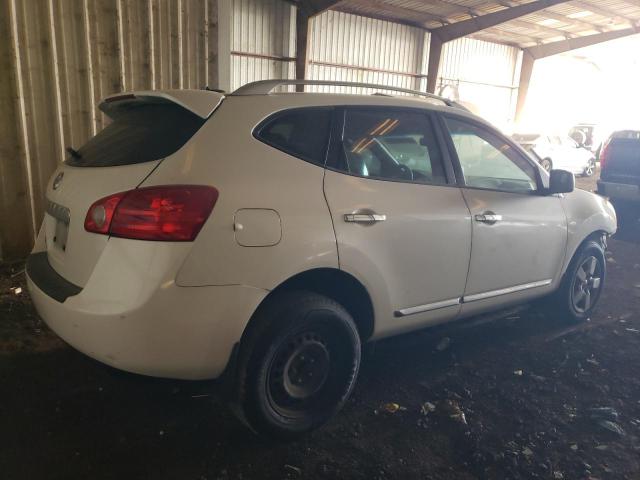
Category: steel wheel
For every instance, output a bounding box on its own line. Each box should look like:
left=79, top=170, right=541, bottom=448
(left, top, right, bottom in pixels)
left=267, top=330, right=332, bottom=414
left=238, top=292, right=361, bottom=438
left=570, top=255, right=602, bottom=313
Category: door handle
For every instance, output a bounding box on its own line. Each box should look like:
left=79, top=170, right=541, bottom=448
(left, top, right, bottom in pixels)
left=344, top=213, right=387, bottom=223
left=474, top=212, right=502, bottom=224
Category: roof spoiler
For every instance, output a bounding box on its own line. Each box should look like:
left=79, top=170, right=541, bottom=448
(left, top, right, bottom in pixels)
left=100, top=89, right=224, bottom=119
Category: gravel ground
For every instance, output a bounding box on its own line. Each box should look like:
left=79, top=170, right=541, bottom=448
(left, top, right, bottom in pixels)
left=1, top=172, right=640, bottom=480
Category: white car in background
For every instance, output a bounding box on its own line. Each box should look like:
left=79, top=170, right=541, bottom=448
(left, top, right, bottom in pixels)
left=513, top=133, right=597, bottom=176
left=27, top=80, right=616, bottom=438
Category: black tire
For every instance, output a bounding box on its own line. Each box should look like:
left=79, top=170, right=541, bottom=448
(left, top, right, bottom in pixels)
left=555, top=240, right=606, bottom=323
left=540, top=158, right=552, bottom=173
left=236, top=291, right=361, bottom=439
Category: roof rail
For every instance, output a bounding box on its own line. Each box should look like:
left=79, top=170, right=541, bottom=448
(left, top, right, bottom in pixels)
left=230, top=79, right=462, bottom=108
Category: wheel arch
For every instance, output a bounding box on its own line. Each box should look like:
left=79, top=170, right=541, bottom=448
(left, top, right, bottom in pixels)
left=561, top=229, right=607, bottom=278
left=241, top=268, right=375, bottom=345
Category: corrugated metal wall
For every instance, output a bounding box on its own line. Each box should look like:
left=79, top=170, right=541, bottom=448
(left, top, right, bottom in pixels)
left=229, top=0, right=296, bottom=90
left=0, top=0, right=524, bottom=259
left=0, top=0, right=220, bottom=258
left=308, top=11, right=430, bottom=94
left=439, top=37, right=522, bottom=128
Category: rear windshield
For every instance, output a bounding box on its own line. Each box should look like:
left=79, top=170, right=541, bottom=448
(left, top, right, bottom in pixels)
left=611, top=130, right=640, bottom=140
left=67, top=101, right=205, bottom=167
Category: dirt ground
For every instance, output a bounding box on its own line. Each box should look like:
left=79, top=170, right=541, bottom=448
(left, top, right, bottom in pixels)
left=2, top=173, right=640, bottom=480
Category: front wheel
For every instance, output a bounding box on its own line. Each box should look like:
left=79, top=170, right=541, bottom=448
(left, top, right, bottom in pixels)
left=236, top=292, right=361, bottom=439
left=555, top=240, right=606, bottom=323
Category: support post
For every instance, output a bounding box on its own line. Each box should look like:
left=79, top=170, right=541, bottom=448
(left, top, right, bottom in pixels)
left=295, top=9, right=310, bottom=91
left=426, top=34, right=443, bottom=94
left=515, top=50, right=534, bottom=124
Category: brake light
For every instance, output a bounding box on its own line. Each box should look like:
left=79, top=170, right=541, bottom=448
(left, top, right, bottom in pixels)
left=599, top=141, right=610, bottom=169
left=84, top=186, right=218, bottom=241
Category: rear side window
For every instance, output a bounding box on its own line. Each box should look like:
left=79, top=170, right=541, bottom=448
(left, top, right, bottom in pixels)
left=254, top=108, right=332, bottom=166
left=68, top=102, right=205, bottom=167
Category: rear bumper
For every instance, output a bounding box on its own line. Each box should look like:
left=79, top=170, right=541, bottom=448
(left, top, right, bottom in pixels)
left=597, top=180, right=640, bottom=202
left=26, top=241, right=268, bottom=380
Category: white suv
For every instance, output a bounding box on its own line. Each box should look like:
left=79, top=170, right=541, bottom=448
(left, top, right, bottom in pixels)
left=27, top=80, right=616, bottom=437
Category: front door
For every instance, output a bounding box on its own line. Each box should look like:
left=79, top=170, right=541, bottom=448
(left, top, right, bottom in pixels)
left=441, top=115, right=568, bottom=316
left=323, top=107, right=472, bottom=336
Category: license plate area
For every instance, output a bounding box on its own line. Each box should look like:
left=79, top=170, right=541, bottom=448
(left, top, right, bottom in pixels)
left=46, top=200, right=71, bottom=252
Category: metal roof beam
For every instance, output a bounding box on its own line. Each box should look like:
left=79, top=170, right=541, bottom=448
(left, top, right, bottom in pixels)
left=340, top=0, right=449, bottom=26
left=333, top=5, right=428, bottom=29
left=496, top=1, right=608, bottom=33
left=430, top=0, right=571, bottom=42
left=526, top=26, right=640, bottom=58
left=295, top=0, right=344, bottom=18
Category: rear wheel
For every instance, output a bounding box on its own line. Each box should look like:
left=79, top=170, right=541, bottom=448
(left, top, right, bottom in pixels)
left=555, top=240, right=606, bottom=323
left=540, top=158, right=552, bottom=173
left=236, top=292, right=361, bottom=439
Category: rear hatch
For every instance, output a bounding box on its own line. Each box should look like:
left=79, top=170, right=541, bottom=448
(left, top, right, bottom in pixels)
left=601, top=131, right=640, bottom=185
left=43, top=90, right=222, bottom=287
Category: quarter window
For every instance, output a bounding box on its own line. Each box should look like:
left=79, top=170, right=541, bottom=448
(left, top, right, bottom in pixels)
left=333, top=109, right=447, bottom=185
left=255, top=108, right=332, bottom=166
left=444, top=117, right=537, bottom=194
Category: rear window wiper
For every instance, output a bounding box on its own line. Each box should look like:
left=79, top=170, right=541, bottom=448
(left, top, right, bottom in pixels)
left=66, top=146, right=82, bottom=160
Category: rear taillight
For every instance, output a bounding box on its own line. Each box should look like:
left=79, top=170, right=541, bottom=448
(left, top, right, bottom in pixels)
left=599, top=141, right=610, bottom=169
left=84, top=186, right=218, bottom=241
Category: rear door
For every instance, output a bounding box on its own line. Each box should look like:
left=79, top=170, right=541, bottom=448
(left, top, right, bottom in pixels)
left=323, top=107, right=472, bottom=336
left=440, top=115, right=567, bottom=315
left=43, top=95, right=208, bottom=287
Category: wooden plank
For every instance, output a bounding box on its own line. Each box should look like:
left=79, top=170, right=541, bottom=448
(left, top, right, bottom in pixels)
left=207, top=0, right=219, bottom=89
left=46, top=0, right=66, bottom=163
left=17, top=0, right=62, bottom=224
left=0, top=0, right=34, bottom=257
left=82, top=0, right=97, bottom=135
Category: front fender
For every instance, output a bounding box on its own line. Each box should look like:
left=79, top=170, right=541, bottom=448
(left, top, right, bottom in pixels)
left=561, top=189, right=616, bottom=275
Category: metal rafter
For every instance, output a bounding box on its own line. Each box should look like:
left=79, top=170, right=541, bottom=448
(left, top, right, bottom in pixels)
left=526, top=25, right=640, bottom=58
left=429, top=0, right=571, bottom=42
left=495, top=1, right=607, bottom=33
left=333, top=5, right=428, bottom=28
left=340, top=0, right=449, bottom=25
left=438, top=2, right=578, bottom=39
left=293, top=0, right=344, bottom=17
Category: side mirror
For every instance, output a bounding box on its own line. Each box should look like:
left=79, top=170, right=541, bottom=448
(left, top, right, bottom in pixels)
left=547, top=169, right=574, bottom=194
